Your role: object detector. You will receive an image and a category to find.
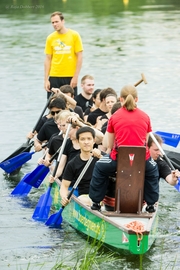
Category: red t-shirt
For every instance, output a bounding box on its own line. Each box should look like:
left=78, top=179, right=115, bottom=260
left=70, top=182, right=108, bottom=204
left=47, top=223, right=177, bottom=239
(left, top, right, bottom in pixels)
left=107, top=107, right=152, bottom=160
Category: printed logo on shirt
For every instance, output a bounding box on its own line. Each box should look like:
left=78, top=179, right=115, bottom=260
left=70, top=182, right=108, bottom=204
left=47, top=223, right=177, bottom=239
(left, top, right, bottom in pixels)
left=149, top=157, right=157, bottom=167
left=54, top=39, right=71, bottom=54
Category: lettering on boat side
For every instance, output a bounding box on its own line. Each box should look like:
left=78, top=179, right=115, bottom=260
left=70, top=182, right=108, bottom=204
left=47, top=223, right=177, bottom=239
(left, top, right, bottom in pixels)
left=73, top=209, right=106, bottom=237
left=54, top=188, right=60, bottom=205
left=129, top=154, right=135, bottom=166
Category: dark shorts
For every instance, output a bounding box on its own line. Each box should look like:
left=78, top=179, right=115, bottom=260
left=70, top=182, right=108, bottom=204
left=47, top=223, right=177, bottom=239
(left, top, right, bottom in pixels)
left=47, top=77, right=78, bottom=98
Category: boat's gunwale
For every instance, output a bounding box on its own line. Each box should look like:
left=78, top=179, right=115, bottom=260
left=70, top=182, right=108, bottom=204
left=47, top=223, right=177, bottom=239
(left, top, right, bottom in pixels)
left=71, top=195, right=158, bottom=235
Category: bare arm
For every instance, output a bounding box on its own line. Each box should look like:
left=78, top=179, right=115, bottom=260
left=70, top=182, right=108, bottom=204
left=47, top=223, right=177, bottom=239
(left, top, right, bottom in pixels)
left=51, top=88, right=77, bottom=110
left=48, top=154, right=67, bottom=183
left=62, top=93, right=76, bottom=110
left=56, top=154, right=67, bottom=178
left=34, top=137, right=43, bottom=152
left=43, top=152, right=52, bottom=167
left=101, top=130, right=109, bottom=152
left=44, top=54, right=52, bottom=92
left=60, top=180, right=71, bottom=206
left=70, top=51, right=83, bottom=89
left=68, top=115, right=104, bottom=145
left=107, top=132, right=115, bottom=151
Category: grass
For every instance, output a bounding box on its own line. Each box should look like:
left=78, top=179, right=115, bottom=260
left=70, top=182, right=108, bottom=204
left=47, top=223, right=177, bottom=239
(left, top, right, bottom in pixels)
left=51, top=237, right=116, bottom=270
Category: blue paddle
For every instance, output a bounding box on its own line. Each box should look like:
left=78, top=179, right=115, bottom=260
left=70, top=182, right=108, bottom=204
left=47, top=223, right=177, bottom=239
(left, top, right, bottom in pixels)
left=10, top=144, right=50, bottom=197
left=0, top=152, right=36, bottom=174
left=155, top=131, right=180, bottom=148
left=45, top=156, right=94, bottom=228
left=11, top=173, right=33, bottom=197
left=1, top=141, right=34, bottom=163
left=32, top=123, right=71, bottom=222
left=10, top=166, right=49, bottom=197
left=174, top=181, right=180, bottom=192
left=0, top=142, right=48, bottom=174
left=24, top=144, right=62, bottom=188
left=150, top=132, right=180, bottom=192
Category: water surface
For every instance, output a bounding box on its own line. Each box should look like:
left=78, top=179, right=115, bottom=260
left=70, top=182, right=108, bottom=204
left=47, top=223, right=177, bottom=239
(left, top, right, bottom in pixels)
left=0, top=0, right=180, bottom=269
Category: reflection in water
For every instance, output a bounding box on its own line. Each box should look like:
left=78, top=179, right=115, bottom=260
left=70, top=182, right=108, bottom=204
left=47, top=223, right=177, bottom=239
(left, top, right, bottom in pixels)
left=0, top=0, right=180, bottom=17
left=0, top=0, right=180, bottom=269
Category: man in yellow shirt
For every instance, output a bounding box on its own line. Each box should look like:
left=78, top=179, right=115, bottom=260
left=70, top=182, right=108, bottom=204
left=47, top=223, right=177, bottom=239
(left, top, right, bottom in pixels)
left=44, top=11, right=83, bottom=98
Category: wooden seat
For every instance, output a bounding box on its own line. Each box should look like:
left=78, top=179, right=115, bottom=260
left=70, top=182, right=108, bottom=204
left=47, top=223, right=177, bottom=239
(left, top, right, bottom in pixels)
left=115, top=146, right=146, bottom=214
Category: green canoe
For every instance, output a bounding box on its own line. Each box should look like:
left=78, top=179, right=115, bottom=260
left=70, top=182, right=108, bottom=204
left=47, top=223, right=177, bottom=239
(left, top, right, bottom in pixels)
left=48, top=180, right=158, bottom=255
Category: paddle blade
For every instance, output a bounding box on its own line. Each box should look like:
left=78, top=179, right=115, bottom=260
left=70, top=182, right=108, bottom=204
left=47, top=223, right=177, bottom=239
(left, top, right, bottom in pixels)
left=32, top=187, right=52, bottom=222
left=11, top=173, right=32, bottom=196
left=155, top=131, right=180, bottom=147
left=45, top=208, right=63, bottom=227
left=0, top=152, right=35, bottom=174
left=174, top=178, right=180, bottom=192
left=24, top=165, right=50, bottom=188
left=2, top=141, right=33, bottom=162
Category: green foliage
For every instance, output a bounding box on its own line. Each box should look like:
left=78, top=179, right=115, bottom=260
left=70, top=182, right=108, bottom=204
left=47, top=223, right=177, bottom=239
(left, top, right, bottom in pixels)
left=51, top=237, right=115, bottom=270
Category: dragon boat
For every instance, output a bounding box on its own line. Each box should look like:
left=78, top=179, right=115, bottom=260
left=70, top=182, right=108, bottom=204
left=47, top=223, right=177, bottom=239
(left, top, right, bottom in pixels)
left=48, top=146, right=160, bottom=255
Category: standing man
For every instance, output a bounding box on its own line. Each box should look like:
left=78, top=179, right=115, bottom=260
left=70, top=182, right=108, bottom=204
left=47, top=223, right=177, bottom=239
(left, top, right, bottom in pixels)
left=44, top=11, right=83, bottom=98
left=74, top=75, right=95, bottom=112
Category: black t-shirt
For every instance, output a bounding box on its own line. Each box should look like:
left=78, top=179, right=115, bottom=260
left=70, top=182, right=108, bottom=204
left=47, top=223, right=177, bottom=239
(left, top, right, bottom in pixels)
left=37, top=118, right=59, bottom=142
left=63, top=139, right=80, bottom=164
left=48, top=133, right=64, bottom=158
left=62, top=154, right=98, bottom=195
left=74, top=94, right=93, bottom=112
left=87, top=108, right=106, bottom=125
left=156, top=156, right=171, bottom=180
left=35, top=115, right=49, bottom=133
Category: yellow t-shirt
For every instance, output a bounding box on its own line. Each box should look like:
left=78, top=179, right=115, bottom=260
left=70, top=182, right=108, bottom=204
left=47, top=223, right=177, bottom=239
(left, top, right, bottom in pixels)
left=45, top=29, right=83, bottom=77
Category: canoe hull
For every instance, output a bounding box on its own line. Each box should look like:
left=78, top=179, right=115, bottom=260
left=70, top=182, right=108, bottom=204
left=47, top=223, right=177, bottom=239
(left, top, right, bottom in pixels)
left=46, top=180, right=158, bottom=255
left=62, top=196, right=158, bottom=255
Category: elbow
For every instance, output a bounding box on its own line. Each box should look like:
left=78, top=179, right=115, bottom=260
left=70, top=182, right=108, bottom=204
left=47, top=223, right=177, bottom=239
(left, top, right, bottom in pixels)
left=95, top=134, right=104, bottom=145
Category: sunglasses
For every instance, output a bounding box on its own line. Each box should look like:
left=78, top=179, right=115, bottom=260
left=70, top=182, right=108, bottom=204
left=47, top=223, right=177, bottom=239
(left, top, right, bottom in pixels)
left=50, top=110, right=61, bottom=116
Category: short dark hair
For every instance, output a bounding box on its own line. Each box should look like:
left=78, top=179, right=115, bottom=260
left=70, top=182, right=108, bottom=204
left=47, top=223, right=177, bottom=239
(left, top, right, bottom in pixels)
left=48, top=93, right=67, bottom=109
left=60, top=85, right=74, bottom=97
left=76, top=126, right=95, bottom=140
left=51, top=11, right=64, bottom=20
left=92, top=89, right=101, bottom=99
left=99, top=87, right=117, bottom=102
left=147, top=133, right=163, bottom=148
left=49, top=97, right=66, bottom=110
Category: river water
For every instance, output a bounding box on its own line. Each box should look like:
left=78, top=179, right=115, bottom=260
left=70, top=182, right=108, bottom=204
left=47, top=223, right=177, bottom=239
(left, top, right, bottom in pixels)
left=0, top=0, right=180, bottom=269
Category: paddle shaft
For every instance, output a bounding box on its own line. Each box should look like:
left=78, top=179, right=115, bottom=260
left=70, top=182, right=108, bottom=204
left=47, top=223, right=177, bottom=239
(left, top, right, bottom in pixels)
left=150, top=132, right=175, bottom=170
left=32, top=93, right=54, bottom=134
left=46, top=156, right=94, bottom=226
left=134, top=73, right=147, bottom=87
left=52, top=123, right=72, bottom=178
